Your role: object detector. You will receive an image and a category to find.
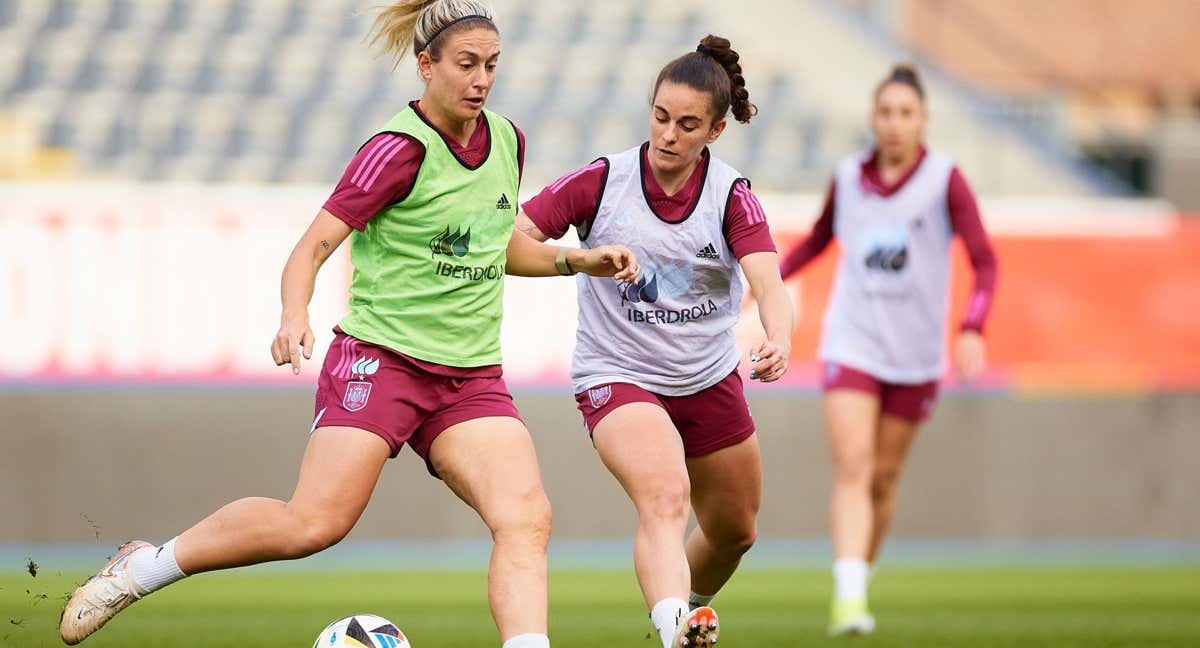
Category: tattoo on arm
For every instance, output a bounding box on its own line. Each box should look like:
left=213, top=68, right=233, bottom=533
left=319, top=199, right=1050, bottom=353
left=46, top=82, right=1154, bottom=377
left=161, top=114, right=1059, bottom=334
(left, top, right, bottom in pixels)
left=516, top=220, right=539, bottom=237
left=320, top=240, right=330, bottom=251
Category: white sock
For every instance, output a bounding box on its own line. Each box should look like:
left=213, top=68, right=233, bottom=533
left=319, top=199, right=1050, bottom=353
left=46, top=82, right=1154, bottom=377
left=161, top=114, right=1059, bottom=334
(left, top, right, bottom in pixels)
left=650, top=597, right=689, bottom=648
left=689, top=591, right=716, bottom=611
left=129, top=538, right=187, bottom=594
left=501, top=633, right=549, bottom=648
left=833, top=558, right=869, bottom=601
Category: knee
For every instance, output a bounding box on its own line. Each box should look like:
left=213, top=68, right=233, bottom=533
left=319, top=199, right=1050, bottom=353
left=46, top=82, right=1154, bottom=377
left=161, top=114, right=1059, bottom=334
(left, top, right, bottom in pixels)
left=284, top=516, right=353, bottom=559
left=489, top=485, right=553, bottom=549
left=637, top=477, right=691, bottom=528
left=833, top=448, right=874, bottom=486
left=870, top=466, right=901, bottom=504
left=711, top=520, right=758, bottom=557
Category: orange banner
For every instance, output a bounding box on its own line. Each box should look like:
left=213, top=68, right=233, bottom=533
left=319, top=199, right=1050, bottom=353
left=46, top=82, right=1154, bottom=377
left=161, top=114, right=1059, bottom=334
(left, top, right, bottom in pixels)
left=776, top=219, right=1200, bottom=393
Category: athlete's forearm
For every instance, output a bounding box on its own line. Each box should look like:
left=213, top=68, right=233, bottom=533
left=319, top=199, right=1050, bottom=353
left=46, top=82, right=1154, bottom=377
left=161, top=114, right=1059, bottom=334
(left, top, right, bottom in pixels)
left=741, top=252, right=794, bottom=345
left=780, top=185, right=835, bottom=280
left=756, top=281, right=794, bottom=346
left=505, top=228, right=576, bottom=277
left=279, top=244, right=323, bottom=321
left=280, top=210, right=352, bottom=321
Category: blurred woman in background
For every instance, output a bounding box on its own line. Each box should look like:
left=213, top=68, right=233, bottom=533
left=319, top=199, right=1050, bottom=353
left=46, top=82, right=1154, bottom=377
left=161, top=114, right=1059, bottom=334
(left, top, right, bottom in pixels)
left=780, top=64, right=997, bottom=637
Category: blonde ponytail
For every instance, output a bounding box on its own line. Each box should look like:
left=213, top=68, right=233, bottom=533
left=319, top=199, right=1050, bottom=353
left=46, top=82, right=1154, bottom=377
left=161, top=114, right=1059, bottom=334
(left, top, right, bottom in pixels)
left=368, top=0, right=497, bottom=66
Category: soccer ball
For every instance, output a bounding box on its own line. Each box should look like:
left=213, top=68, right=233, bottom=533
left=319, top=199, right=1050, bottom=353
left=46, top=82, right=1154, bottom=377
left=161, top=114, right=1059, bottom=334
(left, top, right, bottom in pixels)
left=312, top=614, right=412, bottom=648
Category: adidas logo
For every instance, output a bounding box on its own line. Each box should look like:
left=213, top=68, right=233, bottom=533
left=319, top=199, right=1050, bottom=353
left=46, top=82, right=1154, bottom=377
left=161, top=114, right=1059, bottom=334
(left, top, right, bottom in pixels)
left=696, top=243, right=720, bottom=259
left=496, top=193, right=512, bottom=210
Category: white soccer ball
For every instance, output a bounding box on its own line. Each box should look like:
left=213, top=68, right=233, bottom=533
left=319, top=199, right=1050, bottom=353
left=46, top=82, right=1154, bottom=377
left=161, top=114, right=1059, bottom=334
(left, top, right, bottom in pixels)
left=312, top=614, right=412, bottom=648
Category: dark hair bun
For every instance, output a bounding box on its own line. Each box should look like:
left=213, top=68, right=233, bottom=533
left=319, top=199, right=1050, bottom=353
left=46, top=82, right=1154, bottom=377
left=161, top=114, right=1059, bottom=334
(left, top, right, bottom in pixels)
left=698, top=34, right=758, bottom=123
left=891, top=64, right=920, bottom=84
left=883, top=63, right=924, bottom=98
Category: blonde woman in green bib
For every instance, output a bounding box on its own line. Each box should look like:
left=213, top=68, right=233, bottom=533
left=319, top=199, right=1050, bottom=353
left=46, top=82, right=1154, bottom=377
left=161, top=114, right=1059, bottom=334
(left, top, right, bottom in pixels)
left=60, top=2, right=637, bottom=646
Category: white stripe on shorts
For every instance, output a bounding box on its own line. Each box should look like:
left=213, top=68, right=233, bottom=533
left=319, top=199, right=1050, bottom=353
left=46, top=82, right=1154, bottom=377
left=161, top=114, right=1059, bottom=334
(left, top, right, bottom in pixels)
left=310, top=407, right=328, bottom=434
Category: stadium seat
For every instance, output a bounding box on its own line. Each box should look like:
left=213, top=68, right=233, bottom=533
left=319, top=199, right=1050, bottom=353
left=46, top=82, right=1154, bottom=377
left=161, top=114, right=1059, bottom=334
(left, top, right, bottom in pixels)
left=0, top=0, right=1100, bottom=194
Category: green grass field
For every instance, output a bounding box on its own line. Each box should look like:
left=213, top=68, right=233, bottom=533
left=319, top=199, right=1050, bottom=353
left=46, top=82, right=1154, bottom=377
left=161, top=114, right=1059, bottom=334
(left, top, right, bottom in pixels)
left=4, top=567, right=1199, bottom=647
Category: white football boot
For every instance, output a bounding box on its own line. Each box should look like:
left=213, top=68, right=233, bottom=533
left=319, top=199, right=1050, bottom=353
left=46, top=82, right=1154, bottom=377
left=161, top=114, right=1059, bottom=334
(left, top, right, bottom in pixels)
left=60, top=541, right=152, bottom=645
left=828, top=597, right=876, bottom=637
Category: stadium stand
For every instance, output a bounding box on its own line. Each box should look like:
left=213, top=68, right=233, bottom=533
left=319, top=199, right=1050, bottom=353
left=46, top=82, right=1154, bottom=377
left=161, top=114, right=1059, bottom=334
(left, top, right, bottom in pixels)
left=872, top=0, right=1200, bottom=203
left=0, top=0, right=1114, bottom=194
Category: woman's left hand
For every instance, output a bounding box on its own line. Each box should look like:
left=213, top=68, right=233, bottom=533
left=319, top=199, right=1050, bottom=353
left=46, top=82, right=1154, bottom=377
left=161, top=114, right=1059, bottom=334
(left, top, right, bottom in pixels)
left=749, top=340, right=791, bottom=383
left=573, top=245, right=640, bottom=282
left=955, top=330, right=987, bottom=381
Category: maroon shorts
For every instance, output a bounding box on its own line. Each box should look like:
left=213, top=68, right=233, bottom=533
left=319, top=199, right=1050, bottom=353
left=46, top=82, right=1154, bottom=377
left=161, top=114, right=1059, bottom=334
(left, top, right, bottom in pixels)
left=822, top=363, right=939, bottom=423
left=313, top=332, right=521, bottom=475
left=575, top=371, right=756, bottom=458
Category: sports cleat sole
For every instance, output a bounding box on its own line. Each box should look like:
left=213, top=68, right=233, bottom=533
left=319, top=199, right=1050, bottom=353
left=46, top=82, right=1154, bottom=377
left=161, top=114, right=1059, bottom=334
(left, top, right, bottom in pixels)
left=674, top=606, right=719, bottom=647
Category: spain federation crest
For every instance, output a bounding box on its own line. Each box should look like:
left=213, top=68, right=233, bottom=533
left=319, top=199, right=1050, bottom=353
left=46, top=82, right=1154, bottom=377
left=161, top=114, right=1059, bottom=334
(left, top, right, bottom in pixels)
left=588, top=385, right=613, bottom=408
left=344, top=381, right=373, bottom=412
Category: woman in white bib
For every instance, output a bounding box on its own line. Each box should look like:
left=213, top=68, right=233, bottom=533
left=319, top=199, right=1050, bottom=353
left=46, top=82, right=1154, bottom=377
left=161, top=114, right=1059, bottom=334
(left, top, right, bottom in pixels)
left=781, top=64, right=998, bottom=636
left=520, top=35, right=793, bottom=648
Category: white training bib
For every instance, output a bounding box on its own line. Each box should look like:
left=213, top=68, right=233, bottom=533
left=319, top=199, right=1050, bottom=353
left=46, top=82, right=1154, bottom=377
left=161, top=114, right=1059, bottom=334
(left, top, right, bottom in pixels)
left=571, top=145, right=746, bottom=396
left=821, top=150, right=956, bottom=383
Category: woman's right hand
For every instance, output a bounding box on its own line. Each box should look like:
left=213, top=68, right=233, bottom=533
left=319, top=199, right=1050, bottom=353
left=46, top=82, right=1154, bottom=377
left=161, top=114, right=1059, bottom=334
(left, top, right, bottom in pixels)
left=569, top=245, right=640, bottom=282
left=271, top=312, right=315, bottom=375
left=955, top=330, right=986, bottom=381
